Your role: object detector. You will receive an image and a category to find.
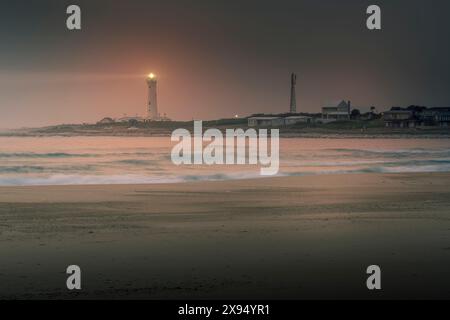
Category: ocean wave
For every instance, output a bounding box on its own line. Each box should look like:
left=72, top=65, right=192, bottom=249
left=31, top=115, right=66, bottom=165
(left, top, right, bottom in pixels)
left=285, top=163, right=450, bottom=176
left=0, top=162, right=449, bottom=186
left=181, top=172, right=262, bottom=181
left=0, top=171, right=265, bottom=186
left=0, top=174, right=182, bottom=186
left=371, top=164, right=450, bottom=173
left=0, top=166, right=47, bottom=173
left=287, top=158, right=450, bottom=168
left=0, top=151, right=170, bottom=159
left=326, top=148, right=450, bottom=157
left=0, top=165, right=96, bottom=174
left=112, top=159, right=160, bottom=166
left=0, top=152, right=94, bottom=158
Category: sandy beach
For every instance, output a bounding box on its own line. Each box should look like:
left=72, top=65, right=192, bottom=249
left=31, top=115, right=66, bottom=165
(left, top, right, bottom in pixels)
left=1, top=173, right=450, bottom=299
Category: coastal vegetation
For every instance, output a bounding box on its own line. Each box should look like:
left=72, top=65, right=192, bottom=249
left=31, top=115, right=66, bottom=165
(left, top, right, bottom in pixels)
left=2, top=117, right=449, bottom=138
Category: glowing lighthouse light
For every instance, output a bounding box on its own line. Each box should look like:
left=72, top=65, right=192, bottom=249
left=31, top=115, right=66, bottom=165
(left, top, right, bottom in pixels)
left=146, top=73, right=158, bottom=120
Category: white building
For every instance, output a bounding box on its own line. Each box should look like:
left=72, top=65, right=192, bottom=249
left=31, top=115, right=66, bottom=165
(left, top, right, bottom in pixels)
left=284, top=116, right=312, bottom=125
left=146, top=73, right=158, bottom=120
left=322, top=100, right=351, bottom=120
left=248, top=117, right=284, bottom=127
left=97, top=117, right=115, bottom=125
left=117, top=116, right=145, bottom=123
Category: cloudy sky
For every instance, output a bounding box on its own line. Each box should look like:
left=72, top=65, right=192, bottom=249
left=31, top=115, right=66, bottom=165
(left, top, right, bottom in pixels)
left=0, top=0, right=449, bottom=127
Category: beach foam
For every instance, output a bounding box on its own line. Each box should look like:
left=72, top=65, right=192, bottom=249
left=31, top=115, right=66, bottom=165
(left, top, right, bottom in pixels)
left=1, top=137, right=450, bottom=186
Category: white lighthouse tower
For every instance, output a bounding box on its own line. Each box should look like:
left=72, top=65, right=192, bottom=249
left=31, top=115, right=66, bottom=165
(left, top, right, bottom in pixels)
left=146, top=73, right=158, bottom=120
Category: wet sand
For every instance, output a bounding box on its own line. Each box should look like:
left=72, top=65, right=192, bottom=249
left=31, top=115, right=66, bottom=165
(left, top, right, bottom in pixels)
left=1, top=173, right=450, bottom=299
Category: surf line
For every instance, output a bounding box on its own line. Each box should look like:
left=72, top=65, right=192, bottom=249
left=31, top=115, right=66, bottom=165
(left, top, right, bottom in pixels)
left=170, top=120, right=279, bottom=176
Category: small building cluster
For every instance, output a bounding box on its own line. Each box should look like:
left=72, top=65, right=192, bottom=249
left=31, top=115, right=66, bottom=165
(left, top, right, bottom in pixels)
left=248, top=116, right=313, bottom=127
left=248, top=100, right=351, bottom=127
left=97, top=114, right=170, bottom=125
left=384, top=106, right=450, bottom=128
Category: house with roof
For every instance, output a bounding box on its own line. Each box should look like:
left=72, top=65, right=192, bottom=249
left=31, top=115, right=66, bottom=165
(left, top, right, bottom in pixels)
left=321, top=100, right=351, bottom=121
left=383, top=106, right=450, bottom=128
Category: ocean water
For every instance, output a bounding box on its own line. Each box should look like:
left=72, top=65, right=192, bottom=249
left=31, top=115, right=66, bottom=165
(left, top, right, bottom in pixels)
left=0, top=136, right=450, bottom=186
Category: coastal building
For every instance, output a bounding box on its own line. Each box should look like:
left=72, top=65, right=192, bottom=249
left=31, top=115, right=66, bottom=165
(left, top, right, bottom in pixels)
left=146, top=73, right=158, bottom=120
left=322, top=100, right=351, bottom=121
left=97, top=117, right=115, bottom=125
left=248, top=115, right=313, bottom=127
left=383, top=109, right=417, bottom=128
left=421, top=108, right=450, bottom=127
left=384, top=106, right=427, bottom=128
left=284, top=116, right=313, bottom=125
left=435, top=110, right=450, bottom=127
left=383, top=107, right=450, bottom=128
left=117, top=116, right=145, bottom=123
left=158, top=113, right=172, bottom=121
left=248, top=117, right=284, bottom=127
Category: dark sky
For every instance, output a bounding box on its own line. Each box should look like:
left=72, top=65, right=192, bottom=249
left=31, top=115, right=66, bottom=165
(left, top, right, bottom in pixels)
left=0, top=0, right=449, bottom=127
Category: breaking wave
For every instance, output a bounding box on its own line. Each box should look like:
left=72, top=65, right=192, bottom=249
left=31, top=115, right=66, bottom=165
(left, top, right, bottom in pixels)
left=286, top=164, right=450, bottom=177
left=0, top=152, right=94, bottom=158
left=326, top=148, right=450, bottom=158
left=0, top=165, right=96, bottom=173
left=0, top=172, right=264, bottom=186
left=1, top=137, right=450, bottom=186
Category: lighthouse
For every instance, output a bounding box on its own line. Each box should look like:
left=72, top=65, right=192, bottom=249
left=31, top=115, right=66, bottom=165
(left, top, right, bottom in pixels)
left=146, top=73, right=158, bottom=120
